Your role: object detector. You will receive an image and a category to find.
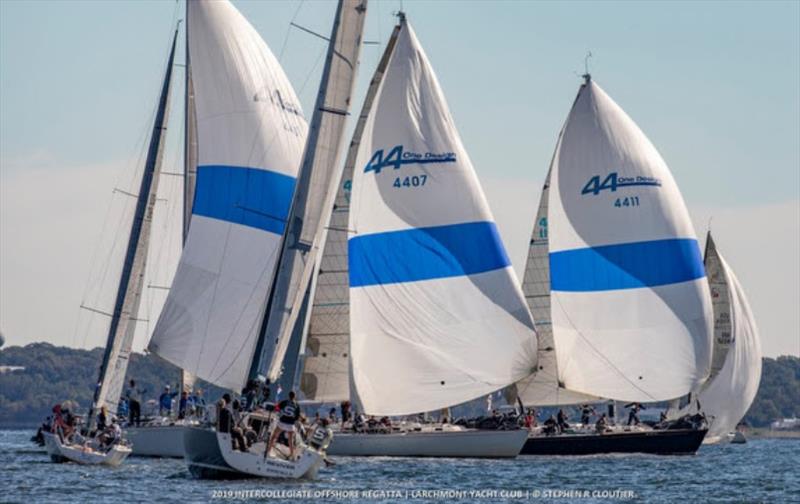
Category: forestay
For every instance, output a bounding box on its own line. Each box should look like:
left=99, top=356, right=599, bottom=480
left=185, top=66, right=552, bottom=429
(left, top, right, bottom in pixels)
left=347, top=19, right=538, bottom=416
left=548, top=77, right=713, bottom=402
left=300, top=22, right=401, bottom=403
left=259, top=0, right=368, bottom=383
left=514, top=170, right=600, bottom=407
left=149, top=0, right=308, bottom=391
left=695, top=233, right=762, bottom=442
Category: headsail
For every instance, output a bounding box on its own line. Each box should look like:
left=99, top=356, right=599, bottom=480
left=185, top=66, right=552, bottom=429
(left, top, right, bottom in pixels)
left=300, top=22, right=402, bottom=403
left=514, top=170, right=601, bottom=406
left=347, top=18, right=538, bottom=416
left=547, top=77, right=712, bottom=402
left=257, top=0, right=368, bottom=384
left=149, top=0, right=308, bottom=391
left=695, top=233, right=762, bottom=442
left=90, top=27, right=179, bottom=421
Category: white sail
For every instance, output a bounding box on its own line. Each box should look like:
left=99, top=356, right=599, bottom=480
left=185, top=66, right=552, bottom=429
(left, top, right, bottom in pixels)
left=148, top=0, right=308, bottom=391
left=300, top=22, right=401, bottom=403
left=92, top=29, right=179, bottom=417
left=514, top=170, right=601, bottom=406
left=548, top=77, right=713, bottom=402
left=347, top=19, right=538, bottom=416
left=696, top=234, right=762, bottom=443
left=260, top=0, right=368, bottom=383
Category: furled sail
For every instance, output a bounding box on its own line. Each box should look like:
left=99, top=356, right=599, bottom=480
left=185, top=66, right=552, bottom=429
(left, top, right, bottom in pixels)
left=90, top=28, right=179, bottom=422
left=149, top=0, right=308, bottom=391
left=547, top=76, right=713, bottom=402
left=347, top=18, right=538, bottom=416
left=300, top=22, right=402, bottom=403
left=514, top=170, right=601, bottom=406
left=695, top=233, right=762, bottom=443
left=257, top=0, right=368, bottom=383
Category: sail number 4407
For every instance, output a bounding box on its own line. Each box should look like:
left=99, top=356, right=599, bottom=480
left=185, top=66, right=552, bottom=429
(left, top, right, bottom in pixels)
left=393, top=174, right=427, bottom=188
left=614, top=196, right=640, bottom=208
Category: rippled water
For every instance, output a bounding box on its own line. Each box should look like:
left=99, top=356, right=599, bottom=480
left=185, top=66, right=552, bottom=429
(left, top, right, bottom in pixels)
left=2, top=429, right=798, bottom=503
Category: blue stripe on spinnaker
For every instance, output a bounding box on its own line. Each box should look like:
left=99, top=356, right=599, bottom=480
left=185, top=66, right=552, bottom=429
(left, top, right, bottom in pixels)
left=550, top=238, right=704, bottom=292
left=192, top=165, right=296, bottom=235
left=349, top=221, right=511, bottom=287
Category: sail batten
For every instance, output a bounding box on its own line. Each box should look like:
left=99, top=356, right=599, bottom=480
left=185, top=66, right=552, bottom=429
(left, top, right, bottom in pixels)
left=347, top=19, right=538, bottom=416
left=149, top=0, right=308, bottom=391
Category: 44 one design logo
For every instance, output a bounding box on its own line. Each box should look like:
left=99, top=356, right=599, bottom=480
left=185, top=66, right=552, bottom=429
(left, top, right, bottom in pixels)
left=581, top=172, right=662, bottom=196
left=364, top=145, right=456, bottom=174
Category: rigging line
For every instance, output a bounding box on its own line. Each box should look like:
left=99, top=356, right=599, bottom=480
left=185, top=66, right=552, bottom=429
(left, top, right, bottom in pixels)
left=278, top=0, right=306, bottom=63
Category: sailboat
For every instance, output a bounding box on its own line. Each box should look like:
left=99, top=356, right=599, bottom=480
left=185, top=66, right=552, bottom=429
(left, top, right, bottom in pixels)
left=515, top=75, right=712, bottom=456
left=672, top=232, right=762, bottom=444
left=43, top=19, right=182, bottom=468
left=296, top=12, right=537, bottom=458
left=149, top=0, right=367, bottom=479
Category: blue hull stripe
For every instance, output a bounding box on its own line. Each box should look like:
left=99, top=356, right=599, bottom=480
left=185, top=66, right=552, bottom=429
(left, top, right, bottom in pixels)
left=192, top=165, right=296, bottom=235
left=550, top=238, right=704, bottom=292
left=349, top=221, right=511, bottom=287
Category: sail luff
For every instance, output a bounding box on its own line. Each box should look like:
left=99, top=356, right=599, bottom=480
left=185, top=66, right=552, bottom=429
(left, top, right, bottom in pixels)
left=299, top=22, right=403, bottom=403
left=90, top=27, right=179, bottom=424
left=257, top=0, right=368, bottom=383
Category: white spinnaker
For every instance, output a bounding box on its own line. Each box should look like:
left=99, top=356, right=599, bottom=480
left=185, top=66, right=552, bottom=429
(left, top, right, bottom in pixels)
left=300, top=22, right=401, bottom=404
left=696, top=235, right=762, bottom=443
left=149, top=0, right=308, bottom=391
left=347, top=20, right=538, bottom=416
left=548, top=78, right=712, bottom=402
left=514, top=170, right=601, bottom=406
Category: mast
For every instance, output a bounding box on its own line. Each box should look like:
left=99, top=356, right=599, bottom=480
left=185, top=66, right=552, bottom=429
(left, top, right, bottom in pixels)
left=299, top=18, right=404, bottom=404
left=88, top=26, right=179, bottom=428
left=248, top=0, right=368, bottom=383
left=180, top=0, right=198, bottom=394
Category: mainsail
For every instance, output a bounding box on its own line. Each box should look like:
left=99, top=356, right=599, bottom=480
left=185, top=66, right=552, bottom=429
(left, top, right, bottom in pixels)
left=693, top=233, right=762, bottom=442
left=90, top=28, right=179, bottom=420
left=300, top=22, right=402, bottom=404
left=149, top=0, right=308, bottom=391
left=256, top=0, right=368, bottom=384
left=347, top=17, right=538, bottom=416
left=513, top=170, right=600, bottom=406
left=547, top=76, right=713, bottom=402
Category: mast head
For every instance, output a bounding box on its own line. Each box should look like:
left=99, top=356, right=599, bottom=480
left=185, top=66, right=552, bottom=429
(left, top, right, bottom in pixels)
left=582, top=51, right=593, bottom=84
left=395, top=10, right=406, bottom=25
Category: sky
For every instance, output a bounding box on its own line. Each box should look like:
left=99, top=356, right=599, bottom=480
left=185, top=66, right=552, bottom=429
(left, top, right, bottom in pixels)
left=0, top=0, right=798, bottom=358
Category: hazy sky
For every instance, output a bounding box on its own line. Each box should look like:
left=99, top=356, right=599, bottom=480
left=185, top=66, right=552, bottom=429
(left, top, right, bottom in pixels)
left=1, top=0, right=798, bottom=358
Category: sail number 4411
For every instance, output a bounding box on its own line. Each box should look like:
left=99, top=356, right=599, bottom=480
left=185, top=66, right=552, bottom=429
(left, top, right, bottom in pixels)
left=614, top=196, right=640, bottom=208
left=393, top=174, right=427, bottom=188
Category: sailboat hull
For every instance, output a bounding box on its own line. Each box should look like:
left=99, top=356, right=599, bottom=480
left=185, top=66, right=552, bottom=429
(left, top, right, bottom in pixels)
left=183, top=426, right=325, bottom=480
left=327, top=429, right=527, bottom=458
left=521, top=428, right=707, bottom=456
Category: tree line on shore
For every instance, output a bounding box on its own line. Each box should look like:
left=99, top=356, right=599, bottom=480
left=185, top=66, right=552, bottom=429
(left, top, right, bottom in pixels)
left=0, top=342, right=797, bottom=428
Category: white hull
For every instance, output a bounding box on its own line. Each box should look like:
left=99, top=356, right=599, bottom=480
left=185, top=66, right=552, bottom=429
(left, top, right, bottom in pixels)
left=42, top=432, right=131, bottom=466
left=126, top=424, right=187, bottom=457
left=183, top=427, right=324, bottom=480
left=327, top=428, right=527, bottom=458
